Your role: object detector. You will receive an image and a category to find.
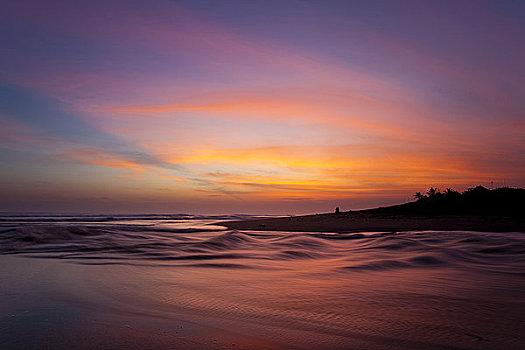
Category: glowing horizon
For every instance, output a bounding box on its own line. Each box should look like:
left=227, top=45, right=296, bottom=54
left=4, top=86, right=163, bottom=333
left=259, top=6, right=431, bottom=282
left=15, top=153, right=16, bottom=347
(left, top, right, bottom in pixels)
left=1, top=0, right=524, bottom=214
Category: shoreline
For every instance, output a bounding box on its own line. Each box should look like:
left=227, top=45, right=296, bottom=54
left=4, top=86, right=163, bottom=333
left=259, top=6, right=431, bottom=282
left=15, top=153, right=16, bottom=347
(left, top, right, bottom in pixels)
left=2, top=220, right=525, bottom=349
left=220, top=211, right=525, bottom=233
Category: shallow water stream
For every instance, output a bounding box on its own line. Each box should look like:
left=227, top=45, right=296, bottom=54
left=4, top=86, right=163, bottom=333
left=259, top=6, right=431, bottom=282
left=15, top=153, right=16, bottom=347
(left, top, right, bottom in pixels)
left=1, top=215, right=524, bottom=349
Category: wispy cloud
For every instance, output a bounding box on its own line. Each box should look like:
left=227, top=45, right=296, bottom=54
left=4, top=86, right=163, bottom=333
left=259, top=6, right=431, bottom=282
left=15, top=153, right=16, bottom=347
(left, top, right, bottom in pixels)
left=1, top=0, right=524, bottom=212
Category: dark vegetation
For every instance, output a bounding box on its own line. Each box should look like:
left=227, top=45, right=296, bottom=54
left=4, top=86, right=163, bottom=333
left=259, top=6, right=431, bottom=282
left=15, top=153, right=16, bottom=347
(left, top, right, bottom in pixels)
left=367, top=186, right=525, bottom=217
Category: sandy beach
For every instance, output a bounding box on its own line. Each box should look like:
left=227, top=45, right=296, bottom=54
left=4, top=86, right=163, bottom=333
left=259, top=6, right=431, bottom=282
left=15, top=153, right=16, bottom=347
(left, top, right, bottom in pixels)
left=1, top=215, right=525, bottom=349
left=0, top=255, right=284, bottom=350
left=3, top=0, right=525, bottom=348
left=222, top=211, right=525, bottom=233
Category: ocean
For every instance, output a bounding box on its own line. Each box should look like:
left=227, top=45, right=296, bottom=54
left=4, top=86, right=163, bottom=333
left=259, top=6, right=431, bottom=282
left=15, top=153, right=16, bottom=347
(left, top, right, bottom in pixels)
left=0, top=214, right=524, bottom=349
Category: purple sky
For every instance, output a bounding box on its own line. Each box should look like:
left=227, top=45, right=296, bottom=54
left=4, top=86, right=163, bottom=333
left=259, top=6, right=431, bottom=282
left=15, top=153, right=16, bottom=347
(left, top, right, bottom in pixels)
left=1, top=0, right=524, bottom=214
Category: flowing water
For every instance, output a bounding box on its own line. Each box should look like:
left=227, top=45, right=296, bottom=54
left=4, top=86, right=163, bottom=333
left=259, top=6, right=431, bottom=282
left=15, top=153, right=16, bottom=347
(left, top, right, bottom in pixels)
left=0, top=214, right=524, bottom=349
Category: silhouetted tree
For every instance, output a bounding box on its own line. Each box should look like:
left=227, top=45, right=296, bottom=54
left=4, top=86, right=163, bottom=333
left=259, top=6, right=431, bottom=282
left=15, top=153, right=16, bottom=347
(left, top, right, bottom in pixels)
left=426, top=187, right=439, bottom=197
left=414, top=192, right=424, bottom=201
left=444, top=188, right=460, bottom=197
left=377, top=185, right=524, bottom=217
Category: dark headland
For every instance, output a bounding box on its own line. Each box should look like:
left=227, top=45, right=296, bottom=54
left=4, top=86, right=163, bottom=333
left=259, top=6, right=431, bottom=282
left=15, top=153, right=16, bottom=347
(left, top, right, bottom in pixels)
left=222, top=186, right=525, bottom=233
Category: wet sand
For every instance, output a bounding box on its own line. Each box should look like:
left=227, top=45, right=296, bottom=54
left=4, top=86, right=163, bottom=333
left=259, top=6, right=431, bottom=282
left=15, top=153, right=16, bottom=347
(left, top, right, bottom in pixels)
left=222, top=212, right=525, bottom=233
left=2, top=247, right=525, bottom=350
left=1, top=216, right=524, bottom=349
left=0, top=255, right=276, bottom=350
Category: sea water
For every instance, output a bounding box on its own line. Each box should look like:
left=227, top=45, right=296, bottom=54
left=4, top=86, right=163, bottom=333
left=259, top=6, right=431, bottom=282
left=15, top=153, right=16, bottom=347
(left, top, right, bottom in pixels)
left=0, top=214, right=524, bottom=349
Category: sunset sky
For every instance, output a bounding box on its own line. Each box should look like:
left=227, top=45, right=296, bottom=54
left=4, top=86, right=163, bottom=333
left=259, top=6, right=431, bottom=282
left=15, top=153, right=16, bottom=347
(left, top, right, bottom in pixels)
left=1, top=0, right=524, bottom=214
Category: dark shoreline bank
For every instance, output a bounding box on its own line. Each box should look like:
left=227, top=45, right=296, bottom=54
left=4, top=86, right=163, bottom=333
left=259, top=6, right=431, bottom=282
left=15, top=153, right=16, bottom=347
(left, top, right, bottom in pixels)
left=221, top=211, right=525, bottom=233
left=222, top=186, right=525, bottom=233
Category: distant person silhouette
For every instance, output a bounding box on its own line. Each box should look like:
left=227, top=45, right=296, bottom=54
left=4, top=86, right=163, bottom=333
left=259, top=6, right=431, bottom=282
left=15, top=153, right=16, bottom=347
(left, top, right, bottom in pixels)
left=335, top=207, right=340, bottom=214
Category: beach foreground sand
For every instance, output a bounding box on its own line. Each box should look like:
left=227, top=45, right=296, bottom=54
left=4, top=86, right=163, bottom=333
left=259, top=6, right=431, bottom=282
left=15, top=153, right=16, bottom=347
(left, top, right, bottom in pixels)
left=222, top=211, right=525, bottom=233
left=1, top=216, right=524, bottom=349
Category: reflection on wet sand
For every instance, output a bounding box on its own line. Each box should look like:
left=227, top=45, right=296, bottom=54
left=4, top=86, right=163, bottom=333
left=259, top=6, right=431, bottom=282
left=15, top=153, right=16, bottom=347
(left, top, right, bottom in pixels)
left=0, top=219, right=524, bottom=349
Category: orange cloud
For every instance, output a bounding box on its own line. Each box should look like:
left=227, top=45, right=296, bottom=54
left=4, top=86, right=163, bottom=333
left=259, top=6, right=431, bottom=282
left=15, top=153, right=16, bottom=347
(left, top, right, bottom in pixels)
left=99, top=86, right=443, bottom=148
left=57, top=148, right=146, bottom=172
left=144, top=143, right=498, bottom=200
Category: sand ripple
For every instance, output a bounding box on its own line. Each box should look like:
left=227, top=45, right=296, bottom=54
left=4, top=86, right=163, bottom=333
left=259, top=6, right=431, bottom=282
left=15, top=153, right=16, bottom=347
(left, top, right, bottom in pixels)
left=0, top=217, right=524, bottom=349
